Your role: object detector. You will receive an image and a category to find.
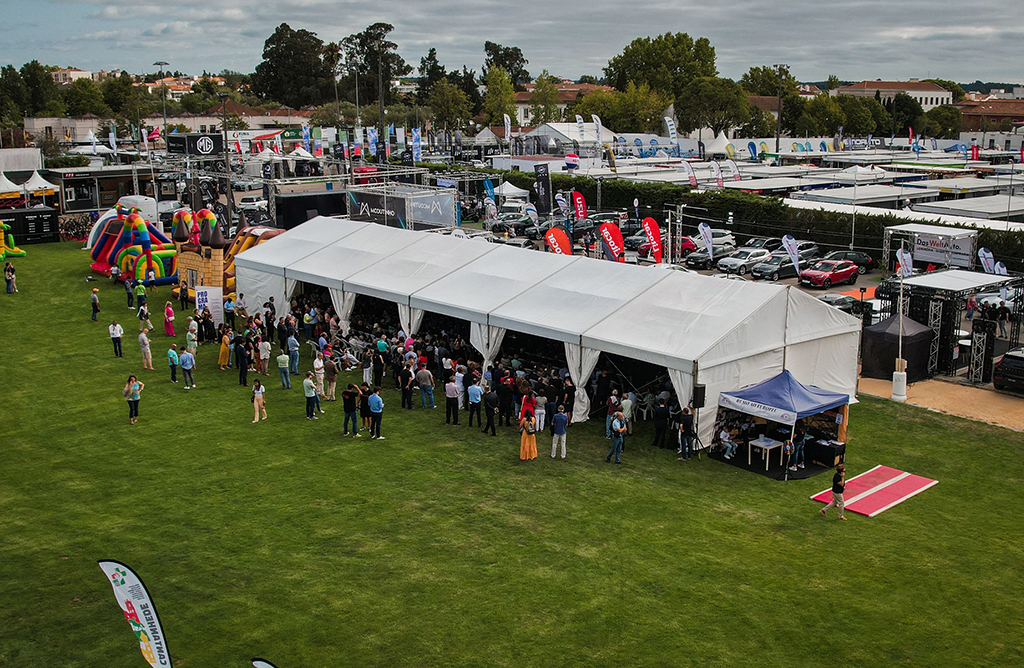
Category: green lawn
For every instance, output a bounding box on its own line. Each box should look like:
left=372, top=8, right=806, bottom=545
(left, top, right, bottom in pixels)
left=1, top=242, right=1022, bottom=667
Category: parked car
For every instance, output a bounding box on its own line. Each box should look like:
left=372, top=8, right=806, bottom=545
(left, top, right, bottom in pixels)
left=494, top=237, right=536, bottom=250
left=238, top=194, right=267, bottom=210
left=590, top=212, right=628, bottom=225
left=231, top=178, right=258, bottom=191
left=624, top=232, right=648, bottom=251
left=491, top=213, right=533, bottom=234
left=567, top=217, right=597, bottom=241
left=817, top=292, right=859, bottom=314
left=794, top=240, right=821, bottom=261
left=751, top=252, right=799, bottom=281
left=639, top=235, right=697, bottom=259
left=685, top=243, right=737, bottom=269
left=743, top=237, right=783, bottom=252
left=691, top=228, right=736, bottom=247
left=800, top=259, right=859, bottom=289
left=823, top=250, right=878, bottom=274
left=716, top=247, right=772, bottom=274
left=993, top=348, right=1024, bottom=392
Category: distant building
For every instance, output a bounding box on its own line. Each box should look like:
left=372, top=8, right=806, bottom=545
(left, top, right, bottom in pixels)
left=748, top=95, right=781, bottom=120
left=512, top=81, right=612, bottom=126
left=51, top=68, right=92, bottom=85
left=833, top=79, right=952, bottom=111
left=92, top=70, right=125, bottom=83
left=956, top=99, right=1024, bottom=132
left=798, top=84, right=823, bottom=98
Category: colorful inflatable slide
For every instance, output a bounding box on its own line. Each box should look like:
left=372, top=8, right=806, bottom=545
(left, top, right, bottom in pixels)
left=90, top=204, right=177, bottom=285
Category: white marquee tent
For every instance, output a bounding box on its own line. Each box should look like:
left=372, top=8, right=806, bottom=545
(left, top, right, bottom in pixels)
left=235, top=216, right=861, bottom=441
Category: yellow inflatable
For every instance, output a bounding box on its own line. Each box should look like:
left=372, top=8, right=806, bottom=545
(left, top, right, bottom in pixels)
left=0, top=222, right=26, bottom=259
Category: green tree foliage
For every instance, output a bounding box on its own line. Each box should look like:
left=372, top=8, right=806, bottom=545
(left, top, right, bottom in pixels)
left=604, top=32, right=716, bottom=101
left=925, top=104, right=962, bottom=138
left=924, top=79, right=966, bottom=102
left=416, top=48, right=447, bottom=106
left=577, top=75, right=600, bottom=85
left=676, top=76, right=749, bottom=136
left=740, top=65, right=798, bottom=96
left=252, top=23, right=333, bottom=108
left=20, top=61, right=63, bottom=116
left=801, top=94, right=846, bottom=136
left=735, top=106, right=776, bottom=138
left=429, top=79, right=470, bottom=130
left=482, top=66, right=516, bottom=126
left=341, top=23, right=412, bottom=106
left=447, top=67, right=482, bottom=116
left=0, top=65, right=28, bottom=124
left=866, top=98, right=892, bottom=136
left=571, top=82, right=670, bottom=133
left=63, top=78, right=110, bottom=116
left=834, top=95, right=875, bottom=135
left=885, top=93, right=925, bottom=135
left=223, top=112, right=249, bottom=130
left=826, top=74, right=841, bottom=91
left=528, top=70, right=562, bottom=124
left=100, top=72, right=135, bottom=114
left=482, top=41, right=530, bottom=91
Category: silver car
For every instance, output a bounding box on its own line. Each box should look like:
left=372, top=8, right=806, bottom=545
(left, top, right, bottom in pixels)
left=716, top=248, right=771, bottom=275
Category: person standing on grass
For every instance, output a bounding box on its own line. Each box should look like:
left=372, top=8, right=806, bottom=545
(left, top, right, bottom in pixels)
left=342, top=384, right=361, bottom=437
left=821, top=464, right=848, bottom=520
left=167, top=343, right=179, bottom=383
left=551, top=405, right=569, bottom=460
left=178, top=281, right=189, bottom=311
left=122, top=374, right=144, bottom=425
left=415, top=365, right=436, bottom=409
left=237, top=336, right=250, bottom=387
left=519, top=409, right=538, bottom=461
left=313, top=351, right=326, bottom=397
left=236, top=293, right=248, bottom=320
left=163, top=301, right=176, bottom=337
left=109, top=320, right=124, bottom=357
left=251, top=379, right=267, bottom=423
left=606, top=411, right=626, bottom=464
left=604, top=389, right=620, bottom=438
left=367, top=386, right=385, bottom=439
left=677, top=406, right=694, bottom=461
left=125, top=278, right=134, bottom=309
left=359, top=382, right=372, bottom=431
left=652, top=399, right=670, bottom=449
left=224, top=295, right=235, bottom=329
left=482, top=385, right=499, bottom=436
left=134, top=280, right=147, bottom=309
left=137, top=302, right=152, bottom=332
left=467, top=377, right=483, bottom=427
left=179, top=348, right=196, bottom=389
left=303, top=372, right=318, bottom=420
left=287, top=333, right=301, bottom=375
left=323, top=354, right=339, bottom=401
left=445, top=375, right=461, bottom=425
left=5, top=261, right=15, bottom=293
left=400, top=360, right=415, bottom=409
left=90, top=288, right=101, bottom=321
left=275, top=348, right=291, bottom=389
left=138, top=328, right=155, bottom=371
left=620, top=393, right=634, bottom=436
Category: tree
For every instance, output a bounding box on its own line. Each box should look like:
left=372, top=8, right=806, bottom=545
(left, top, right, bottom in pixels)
left=223, top=113, right=249, bottom=130
left=20, top=60, right=62, bottom=116
left=577, top=75, right=600, bottom=85
left=529, top=70, right=561, bottom=124
left=482, top=66, right=516, bottom=126
left=865, top=98, right=892, bottom=136
left=447, top=67, right=482, bottom=116
left=616, top=81, right=671, bottom=133
left=251, top=23, right=333, bottom=108
left=482, top=41, right=530, bottom=90
left=834, top=95, right=875, bottom=135
left=887, top=92, right=924, bottom=135
left=802, top=94, right=846, bottom=136
left=676, top=76, right=749, bottom=136
left=825, top=74, right=841, bottom=91
left=416, top=48, right=447, bottom=105
left=341, top=23, right=412, bottom=107
left=925, top=104, right=962, bottom=138
left=924, top=79, right=966, bottom=102
left=570, top=89, right=619, bottom=129
left=0, top=65, right=28, bottom=122
left=101, top=72, right=135, bottom=113
left=604, top=33, right=716, bottom=101
left=429, top=79, right=470, bottom=131
left=740, top=65, right=798, bottom=96
left=63, top=78, right=110, bottom=117
left=735, top=106, right=776, bottom=138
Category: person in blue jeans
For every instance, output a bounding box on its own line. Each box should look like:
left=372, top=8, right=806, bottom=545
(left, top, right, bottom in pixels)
left=605, top=411, right=626, bottom=464
left=789, top=426, right=810, bottom=471
left=367, top=386, right=385, bottom=439
left=275, top=349, right=291, bottom=389
left=677, top=406, right=695, bottom=460
left=415, top=367, right=435, bottom=409
left=720, top=428, right=739, bottom=459
left=341, top=384, right=361, bottom=437
left=287, top=334, right=300, bottom=374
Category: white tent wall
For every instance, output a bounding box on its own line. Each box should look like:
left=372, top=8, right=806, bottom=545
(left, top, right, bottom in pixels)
left=397, top=304, right=425, bottom=337
left=784, top=333, right=861, bottom=401
left=469, top=323, right=506, bottom=377
left=697, top=290, right=789, bottom=368
left=695, top=349, right=786, bottom=446
left=565, top=343, right=601, bottom=422
left=328, top=288, right=358, bottom=336
left=235, top=264, right=286, bottom=313
left=667, top=367, right=694, bottom=411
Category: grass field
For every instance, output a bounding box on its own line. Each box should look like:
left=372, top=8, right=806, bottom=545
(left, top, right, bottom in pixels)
left=1, top=242, right=1022, bottom=667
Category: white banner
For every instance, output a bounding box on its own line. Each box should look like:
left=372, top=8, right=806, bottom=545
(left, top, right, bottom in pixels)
left=525, top=202, right=538, bottom=223
left=98, top=560, right=171, bottom=667
left=396, top=126, right=406, bottom=149
left=503, top=114, right=511, bottom=145
left=718, top=393, right=798, bottom=425
left=782, top=234, right=801, bottom=276
left=195, top=285, right=224, bottom=325
left=680, top=161, right=697, bottom=186
left=575, top=115, right=585, bottom=142
left=911, top=234, right=973, bottom=268
left=252, top=660, right=280, bottom=668
left=698, top=223, right=714, bottom=260
left=725, top=158, right=742, bottom=181
left=710, top=161, right=724, bottom=187
left=896, top=248, right=914, bottom=276
left=977, top=247, right=996, bottom=273
left=591, top=115, right=603, bottom=144
left=664, top=116, right=677, bottom=143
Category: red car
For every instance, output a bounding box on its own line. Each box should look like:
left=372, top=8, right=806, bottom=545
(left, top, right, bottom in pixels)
left=799, top=259, right=859, bottom=289
left=638, top=236, right=697, bottom=259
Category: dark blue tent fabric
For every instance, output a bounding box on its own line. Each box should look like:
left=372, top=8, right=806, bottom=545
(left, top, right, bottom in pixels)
left=719, top=370, right=850, bottom=422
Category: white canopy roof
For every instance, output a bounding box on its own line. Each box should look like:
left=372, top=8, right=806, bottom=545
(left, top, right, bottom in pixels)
left=289, top=147, right=315, bottom=159
left=0, top=173, right=22, bottom=194
left=704, top=132, right=733, bottom=156
left=495, top=182, right=530, bottom=198
left=902, top=269, right=1012, bottom=292
left=22, top=171, right=60, bottom=193
left=233, top=217, right=365, bottom=275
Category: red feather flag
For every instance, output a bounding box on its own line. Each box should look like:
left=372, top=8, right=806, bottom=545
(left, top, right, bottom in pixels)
left=598, top=222, right=626, bottom=262
left=544, top=227, right=573, bottom=255
left=642, top=217, right=662, bottom=263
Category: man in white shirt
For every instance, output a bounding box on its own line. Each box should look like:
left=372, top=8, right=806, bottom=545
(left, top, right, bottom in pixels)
left=236, top=293, right=248, bottom=319
left=109, top=320, right=124, bottom=357
left=720, top=428, right=738, bottom=459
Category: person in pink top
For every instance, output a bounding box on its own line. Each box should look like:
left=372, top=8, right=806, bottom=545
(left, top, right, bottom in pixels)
left=163, top=301, right=176, bottom=337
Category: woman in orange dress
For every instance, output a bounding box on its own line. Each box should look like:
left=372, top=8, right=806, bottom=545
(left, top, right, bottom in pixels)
left=218, top=326, right=231, bottom=370
left=519, top=410, right=538, bottom=461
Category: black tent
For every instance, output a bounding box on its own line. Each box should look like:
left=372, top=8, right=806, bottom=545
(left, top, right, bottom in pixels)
left=862, top=314, right=934, bottom=383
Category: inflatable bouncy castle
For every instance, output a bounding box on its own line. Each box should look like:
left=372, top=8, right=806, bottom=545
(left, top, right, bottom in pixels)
left=0, top=221, right=26, bottom=259
left=89, top=204, right=177, bottom=285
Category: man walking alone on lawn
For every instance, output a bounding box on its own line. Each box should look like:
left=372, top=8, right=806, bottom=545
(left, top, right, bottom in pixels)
left=821, top=464, right=847, bottom=520
left=551, top=405, right=569, bottom=459
left=606, top=411, right=626, bottom=464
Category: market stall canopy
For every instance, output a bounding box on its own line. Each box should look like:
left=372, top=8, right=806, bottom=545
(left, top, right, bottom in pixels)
left=704, top=132, right=733, bottom=156
left=861, top=314, right=934, bottom=383
left=288, top=147, right=315, bottom=160
left=718, top=370, right=850, bottom=425
left=22, top=171, right=60, bottom=194
left=0, top=172, right=22, bottom=197
left=495, top=182, right=530, bottom=198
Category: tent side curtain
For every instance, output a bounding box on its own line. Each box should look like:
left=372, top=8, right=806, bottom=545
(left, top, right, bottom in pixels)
left=667, top=368, right=693, bottom=409
left=469, top=322, right=506, bottom=374
left=784, top=332, right=860, bottom=402
left=329, top=288, right=357, bottom=337
left=235, top=265, right=286, bottom=314
left=397, top=304, right=425, bottom=337
left=564, top=342, right=600, bottom=422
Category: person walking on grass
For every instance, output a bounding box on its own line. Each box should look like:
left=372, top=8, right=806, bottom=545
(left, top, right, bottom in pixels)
left=519, top=409, right=538, bottom=461
left=179, top=348, right=196, bottom=389
left=606, top=411, right=626, bottom=464
left=820, top=464, right=848, bottom=521
left=551, top=405, right=569, bottom=460
left=125, top=277, right=134, bottom=309
left=163, top=301, right=176, bottom=337
left=482, top=385, right=498, bottom=436
left=109, top=320, right=124, bottom=357
left=138, top=328, right=155, bottom=371
left=167, top=343, right=179, bottom=383
left=323, top=354, right=338, bottom=401
left=251, top=379, right=268, bottom=423
left=276, top=348, right=291, bottom=389
left=90, top=288, right=101, bottom=321
left=137, top=302, right=152, bottom=332
left=303, top=372, right=318, bottom=420
left=367, top=386, right=384, bottom=439
left=342, top=384, right=361, bottom=437
left=122, top=374, right=144, bottom=425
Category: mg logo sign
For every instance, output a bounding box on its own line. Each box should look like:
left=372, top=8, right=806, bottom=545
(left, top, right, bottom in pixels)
left=195, top=136, right=215, bottom=154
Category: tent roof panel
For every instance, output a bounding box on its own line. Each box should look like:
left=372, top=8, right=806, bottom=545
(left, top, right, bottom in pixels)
left=901, top=268, right=1012, bottom=292
left=234, top=217, right=367, bottom=275
left=283, top=223, right=423, bottom=289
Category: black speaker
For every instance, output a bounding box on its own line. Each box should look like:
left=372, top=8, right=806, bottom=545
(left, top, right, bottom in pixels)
left=692, top=383, right=706, bottom=409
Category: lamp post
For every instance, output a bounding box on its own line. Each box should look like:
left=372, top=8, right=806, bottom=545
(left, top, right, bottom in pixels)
left=377, top=38, right=386, bottom=164
left=218, top=92, right=231, bottom=228
left=773, top=63, right=788, bottom=155
left=153, top=61, right=168, bottom=152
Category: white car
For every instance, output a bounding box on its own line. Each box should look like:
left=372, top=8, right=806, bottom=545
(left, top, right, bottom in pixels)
left=238, top=195, right=267, bottom=210
left=690, top=228, right=736, bottom=248
left=716, top=248, right=771, bottom=274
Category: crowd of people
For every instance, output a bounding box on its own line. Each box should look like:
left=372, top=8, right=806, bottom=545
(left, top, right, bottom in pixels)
left=966, top=295, right=1015, bottom=338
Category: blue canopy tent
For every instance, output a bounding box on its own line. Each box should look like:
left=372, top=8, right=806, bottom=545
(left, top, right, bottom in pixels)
left=718, top=370, right=850, bottom=426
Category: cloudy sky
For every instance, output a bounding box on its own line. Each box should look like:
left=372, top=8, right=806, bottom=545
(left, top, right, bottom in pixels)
left=3, top=0, right=1022, bottom=84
